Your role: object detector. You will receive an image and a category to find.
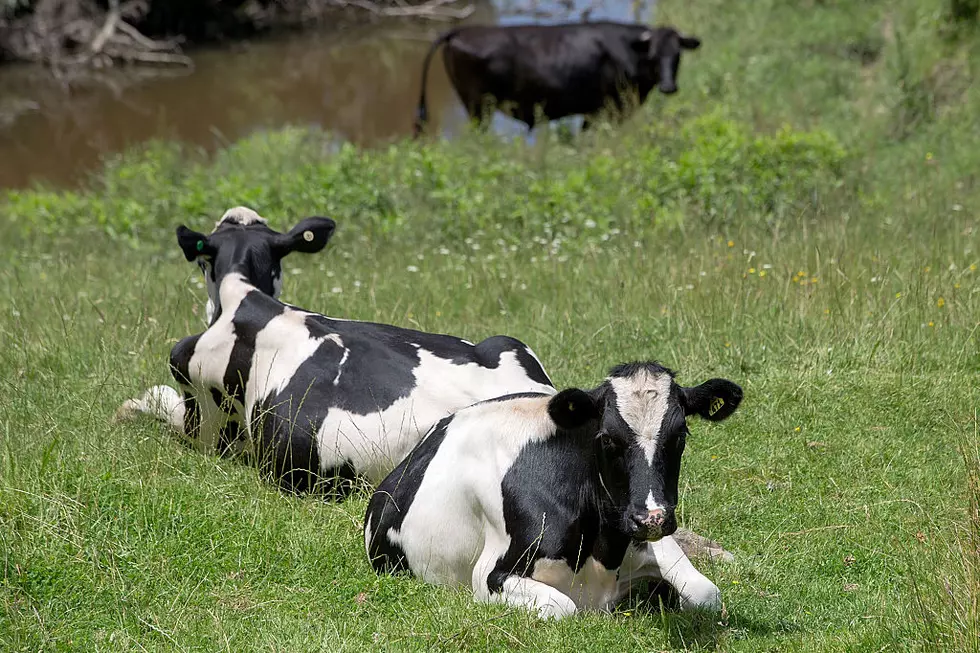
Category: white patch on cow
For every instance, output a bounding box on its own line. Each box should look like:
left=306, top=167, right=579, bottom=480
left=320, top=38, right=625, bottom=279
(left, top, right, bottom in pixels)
left=272, top=272, right=283, bottom=300
left=183, top=274, right=259, bottom=450
left=645, top=490, right=666, bottom=513
left=316, top=349, right=555, bottom=484
left=114, top=384, right=185, bottom=431
left=382, top=396, right=557, bottom=594
left=332, top=347, right=349, bottom=386
left=496, top=575, right=577, bottom=619
left=364, top=513, right=373, bottom=559
left=530, top=556, right=618, bottom=612
left=214, top=206, right=267, bottom=230
left=246, top=311, right=343, bottom=417
left=608, top=371, right=672, bottom=464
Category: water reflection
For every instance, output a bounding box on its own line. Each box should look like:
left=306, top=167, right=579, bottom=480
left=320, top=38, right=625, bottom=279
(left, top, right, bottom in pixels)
left=0, top=0, right=650, bottom=189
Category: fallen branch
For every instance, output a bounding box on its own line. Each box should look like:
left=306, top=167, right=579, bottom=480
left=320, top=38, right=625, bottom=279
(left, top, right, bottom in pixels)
left=89, top=0, right=120, bottom=56
left=337, top=0, right=474, bottom=21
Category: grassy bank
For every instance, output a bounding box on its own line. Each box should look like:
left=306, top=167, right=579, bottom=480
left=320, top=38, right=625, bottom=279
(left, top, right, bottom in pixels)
left=2, top=0, right=979, bottom=650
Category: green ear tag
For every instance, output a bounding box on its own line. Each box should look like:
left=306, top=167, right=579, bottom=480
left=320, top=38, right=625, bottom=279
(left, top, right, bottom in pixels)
left=709, top=397, right=725, bottom=416
left=196, top=240, right=205, bottom=252
left=568, top=402, right=576, bottom=412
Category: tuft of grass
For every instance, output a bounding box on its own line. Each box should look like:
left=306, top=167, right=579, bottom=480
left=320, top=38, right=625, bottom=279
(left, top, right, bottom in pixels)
left=904, top=418, right=980, bottom=653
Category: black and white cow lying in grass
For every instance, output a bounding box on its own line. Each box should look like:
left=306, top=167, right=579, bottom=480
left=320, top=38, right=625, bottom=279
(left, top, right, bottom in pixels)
left=119, top=207, right=556, bottom=493
left=365, top=362, right=742, bottom=618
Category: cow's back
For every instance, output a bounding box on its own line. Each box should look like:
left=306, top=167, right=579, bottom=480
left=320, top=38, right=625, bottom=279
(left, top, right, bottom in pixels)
left=444, top=22, right=648, bottom=120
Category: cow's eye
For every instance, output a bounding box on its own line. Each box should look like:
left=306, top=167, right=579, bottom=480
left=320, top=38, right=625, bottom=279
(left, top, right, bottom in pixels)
left=597, top=431, right=618, bottom=452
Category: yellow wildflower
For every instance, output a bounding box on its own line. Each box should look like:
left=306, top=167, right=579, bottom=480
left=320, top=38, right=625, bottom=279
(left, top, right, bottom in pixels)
left=971, top=264, right=977, bottom=272
left=759, top=270, right=767, bottom=278
left=748, top=267, right=756, bottom=274
left=928, top=321, right=935, bottom=327
left=937, top=297, right=945, bottom=308
left=727, top=240, right=734, bottom=248
left=895, top=292, right=902, bottom=299
left=954, top=283, right=961, bottom=289
left=925, top=152, right=933, bottom=161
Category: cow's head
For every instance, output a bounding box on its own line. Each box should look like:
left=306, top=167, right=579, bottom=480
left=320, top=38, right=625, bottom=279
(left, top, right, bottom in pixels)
left=633, top=26, right=701, bottom=95
left=549, top=362, right=741, bottom=542
left=175, top=207, right=336, bottom=323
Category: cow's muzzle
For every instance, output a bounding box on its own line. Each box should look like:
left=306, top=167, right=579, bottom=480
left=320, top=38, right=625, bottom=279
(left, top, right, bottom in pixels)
left=629, top=508, right=677, bottom=541
left=659, top=83, right=678, bottom=95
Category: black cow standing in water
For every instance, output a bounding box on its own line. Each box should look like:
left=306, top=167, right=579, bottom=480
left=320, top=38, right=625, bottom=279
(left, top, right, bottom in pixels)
left=413, top=21, right=701, bottom=135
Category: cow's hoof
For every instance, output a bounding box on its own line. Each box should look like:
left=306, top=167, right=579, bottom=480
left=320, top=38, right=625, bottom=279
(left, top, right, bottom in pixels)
left=535, top=595, right=578, bottom=620
left=113, top=398, right=140, bottom=423
left=678, top=581, right=723, bottom=613
left=672, top=528, right=735, bottom=563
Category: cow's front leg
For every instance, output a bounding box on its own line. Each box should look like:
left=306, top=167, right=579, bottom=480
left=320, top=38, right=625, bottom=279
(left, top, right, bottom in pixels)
left=483, top=572, right=578, bottom=619
left=472, top=543, right=577, bottom=619
left=616, top=536, right=722, bottom=612
left=114, top=385, right=185, bottom=434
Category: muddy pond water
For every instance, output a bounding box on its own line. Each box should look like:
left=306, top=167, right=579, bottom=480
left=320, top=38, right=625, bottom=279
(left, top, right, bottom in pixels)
left=0, top=0, right=648, bottom=189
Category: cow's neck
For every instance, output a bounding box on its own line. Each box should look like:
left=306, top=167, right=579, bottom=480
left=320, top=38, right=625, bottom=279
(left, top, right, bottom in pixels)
left=590, top=467, right=634, bottom=570
left=211, top=272, right=259, bottom=324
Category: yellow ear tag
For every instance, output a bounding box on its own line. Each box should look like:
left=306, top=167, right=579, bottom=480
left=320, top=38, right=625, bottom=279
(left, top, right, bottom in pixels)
left=303, top=230, right=315, bottom=242
left=709, top=397, right=725, bottom=416
left=568, top=402, right=576, bottom=412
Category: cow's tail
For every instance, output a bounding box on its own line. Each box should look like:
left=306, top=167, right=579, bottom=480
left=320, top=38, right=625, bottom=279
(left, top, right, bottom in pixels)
left=414, top=29, right=459, bottom=138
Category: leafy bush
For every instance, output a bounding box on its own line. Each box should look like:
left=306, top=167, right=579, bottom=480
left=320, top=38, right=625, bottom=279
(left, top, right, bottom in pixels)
left=0, top=115, right=846, bottom=250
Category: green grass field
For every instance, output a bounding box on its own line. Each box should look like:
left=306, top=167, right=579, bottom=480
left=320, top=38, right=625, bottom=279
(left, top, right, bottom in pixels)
left=2, top=0, right=979, bottom=650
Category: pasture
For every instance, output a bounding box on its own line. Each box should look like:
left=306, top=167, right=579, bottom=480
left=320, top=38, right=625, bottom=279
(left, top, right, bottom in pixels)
left=2, top=0, right=979, bottom=650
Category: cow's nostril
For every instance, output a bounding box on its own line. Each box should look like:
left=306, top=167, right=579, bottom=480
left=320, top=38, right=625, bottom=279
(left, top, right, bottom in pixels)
left=647, top=509, right=666, bottom=526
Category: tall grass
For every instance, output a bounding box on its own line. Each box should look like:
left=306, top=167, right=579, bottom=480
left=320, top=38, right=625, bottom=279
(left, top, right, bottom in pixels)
left=907, top=418, right=980, bottom=652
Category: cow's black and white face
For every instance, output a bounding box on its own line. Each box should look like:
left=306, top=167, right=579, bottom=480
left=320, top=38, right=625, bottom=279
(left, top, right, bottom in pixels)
left=634, top=27, right=701, bottom=95
left=589, top=362, right=740, bottom=542
left=175, top=207, right=336, bottom=323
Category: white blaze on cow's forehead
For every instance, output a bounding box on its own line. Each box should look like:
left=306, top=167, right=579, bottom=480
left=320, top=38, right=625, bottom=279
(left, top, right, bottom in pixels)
left=213, top=206, right=268, bottom=231
left=608, top=370, right=672, bottom=464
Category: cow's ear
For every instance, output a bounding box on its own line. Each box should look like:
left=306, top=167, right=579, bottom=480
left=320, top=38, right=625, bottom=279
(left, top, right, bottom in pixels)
left=679, top=35, right=701, bottom=50
left=548, top=388, right=600, bottom=430
left=681, top=379, right=742, bottom=422
left=274, top=217, right=336, bottom=257
left=631, top=30, right=654, bottom=53
left=176, top=226, right=216, bottom=262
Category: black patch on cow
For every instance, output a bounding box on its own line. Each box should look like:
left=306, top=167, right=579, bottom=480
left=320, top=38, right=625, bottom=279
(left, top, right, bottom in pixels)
left=223, top=290, right=286, bottom=407
left=168, top=336, right=202, bottom=440
left=316, top=461, right=359, bottom=501
left=487, top=418, right=632, bottom=594
left=471, top=391, right=550, bottom=407
left=299, top=315, right=552, bottom=417
left=474, top=336, right=554, bottom=387
left=607, top=360, right=675, bottom=380
left=250, top=395, right=323, bottom=495
left=365, top=416, right=454, bottom=574
left=169, top=334, right=201, bottom=386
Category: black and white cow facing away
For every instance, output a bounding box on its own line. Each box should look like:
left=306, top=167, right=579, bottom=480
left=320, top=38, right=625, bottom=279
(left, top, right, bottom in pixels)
left=120, top=207, right=557, bottom=492
left=365, top=362, right=742, bottom=618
